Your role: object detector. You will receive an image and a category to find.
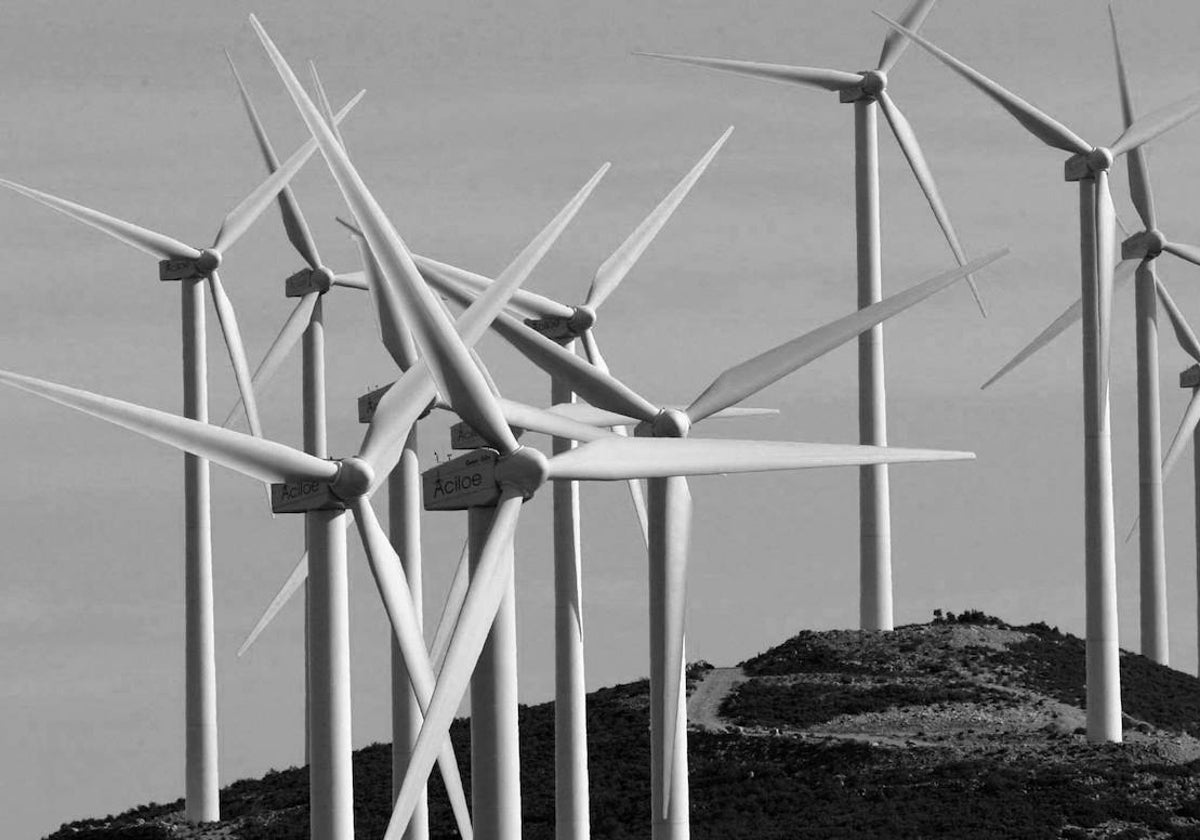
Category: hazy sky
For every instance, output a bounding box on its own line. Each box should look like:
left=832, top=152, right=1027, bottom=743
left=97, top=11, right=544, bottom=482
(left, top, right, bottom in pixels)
left=6, top=1, right=1200, bottom=837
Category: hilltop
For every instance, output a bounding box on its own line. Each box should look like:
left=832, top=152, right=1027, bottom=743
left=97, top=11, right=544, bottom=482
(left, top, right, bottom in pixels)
left=46, top=612, right=1200, bottom=839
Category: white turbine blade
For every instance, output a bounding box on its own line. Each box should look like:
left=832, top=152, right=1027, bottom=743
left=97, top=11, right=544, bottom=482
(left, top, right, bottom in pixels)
left=577, top=332, right=649, bottom=544
left=0, top=368, right=336, bottom=484
left=212, top=89, right=365, bottom=254
left=238, top=551, right=308, bottom=657
left=221, top=292, right=319, bottom=429
left=1110, top=86, right=1200, bottom=159
left=225, top=48, right=323, bottom=270
left=332, top=270, right=369, bottom=291
left=876, top=0, right=939, bottom=73
left=412, top=254, right=574, bottom=321
left=546, top=402, right=774, bottom=428
left=428, top=266, right=660, bottom=422
left=688, top=250, right=1007, bottom=422
left=250, top=16, right=520, bottom=455
left=982, top=259, right=1136, bottom=390
left=308, top=61, right=348, bottom=152
left=634, top=52, right=863, bottom=92
left=877, top=90, right=986, bottom=316
left=1154, top=275, right=1200, bottom=362
left=351, top=499, right=474, bottom=840
left=546, top=437, right=973, bottom=481
left=207, top=271, right=263, bottom=439
left=352, top=230, right=419, bottom=371
left=429, top=540, right=471, bottom=674
left=358, top=367, right=439, bottom=485
left=874, top=14, right=1091, bottom=155
left=0, top=178, right=199, bottom=261
left=387, top=491, right=524, bottom=840
left=495, top=397, right=613, bottom=443
left=586, top=126, right=733, bottom=311
left=1096, top=171, right=1117, bottom=388
left=659, top=475, right=692, bottom=817
left=1163, top=389, right=1200, bottom=481
left=1163, top=241, right=1200, bottom=270
left=1108, top=8, right=1157, bottom=231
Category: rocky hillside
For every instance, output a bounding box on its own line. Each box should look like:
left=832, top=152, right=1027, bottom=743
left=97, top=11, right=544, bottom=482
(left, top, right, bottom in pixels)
left=47, top=613, right=1200, bottom=839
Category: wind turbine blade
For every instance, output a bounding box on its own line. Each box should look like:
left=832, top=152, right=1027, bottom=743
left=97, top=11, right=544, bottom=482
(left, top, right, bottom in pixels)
left=212, top=88, right=365, bottom=254
left=1110, top=86, right=1200, bottom=159
left=0, top=178, right=198, bottom=261
left=577, top=331, right=650, bottom=545
left=0, top=369, right=336, bottom=484
left=237, top=550, right=310, bottom=657
left=1107, top=8, right=1157, bottom=231
left=352, top=230, right=419, bottom=371
left=687, top=250, right=1007, bottom=422
left=877, top=0, right=940, bottom=73
left=412, top=254, right=574, bottom=321
left=546, top=402, right=774, bottom=428
left=495, top=397, right=613, bottom=443
left=308, top=61, right=348, bottom=151
left=877, top=90, right=986, bottom=316
left=332, top=270, right=370, bottom=291
left=1154, top=276, right=1200, bottom=362
left=357, top=367, right=439, bottom=486
left=586, top=126, right=733, bottom=311
left=874, top=14, right=1091, bottom=155
left=1162, top=389, right=1200, bottom=481
left=1096, top=172, right=1117, bottom=388
left=207, top=271, right=263, bottom=439
left=982, top=259, right=1137, bottom=389
left=633, top=52, right=863, bottom=92
left=658, top=475, right=691, bottom=817
left=429, top=540, right=471, bottom=675
left=431, top=270, right=661, bottom=422
left=225, top=48, right=323, bottom=270
left=547, top=437, right=974, bottom=481
left=221, top=292, right=318, bottom=430
left=351, top=499, right=474, bottom=840
left=1163, top=241, right=1200, bottom=270
left=251, top=16, right=520, bottom=454
left=387, top=492, right=523, bottom=840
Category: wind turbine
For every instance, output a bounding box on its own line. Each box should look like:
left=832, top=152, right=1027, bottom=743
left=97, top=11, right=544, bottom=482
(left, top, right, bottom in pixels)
left=243, top=17, right=988, bottom=840
left=636, top=0, right=985, bottom=633
left=1151, top=284, right=1200, bottom=675
left=0, top=93, right=360, bottom=821
left=980, top=7, right=1200, bottom=667
left=879, top=11, right=1200, bottom=742
left=423, top=244, right=1002, bottom=839
left=413, top=126, right=735, bottom=840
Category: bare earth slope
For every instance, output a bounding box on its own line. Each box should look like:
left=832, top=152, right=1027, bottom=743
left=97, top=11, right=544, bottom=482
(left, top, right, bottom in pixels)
left=45, top=615, right=1200, bottom=840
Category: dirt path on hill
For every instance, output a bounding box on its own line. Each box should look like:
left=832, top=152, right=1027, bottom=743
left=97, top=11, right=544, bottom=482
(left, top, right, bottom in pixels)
left=688, top=667, right=746, bottom=731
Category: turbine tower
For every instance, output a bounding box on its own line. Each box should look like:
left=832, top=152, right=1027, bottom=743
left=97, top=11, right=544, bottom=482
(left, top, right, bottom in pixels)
left=637, top=0, right=984, bottom=632
left=0, top=102, right=357, bottom=820
left=880, top=11, right=1200, bottom=742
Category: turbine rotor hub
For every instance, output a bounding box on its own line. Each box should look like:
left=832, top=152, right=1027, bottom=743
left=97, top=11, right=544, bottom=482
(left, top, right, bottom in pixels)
left=860, top=70, right=887, bottom=96
left=1146, top=229, right=1167, bottom=257
left=312, top=266, right=335, bottom=293
left=652, top=407, right=691, bottom=439
left=1087, top=147, right=1114, bottom=173
left=494, top=445, right=549, bottom=500
left=195, top=249, right=222, bottom=276
left=331, top=456, right=375, bottom=500
left=567, top=305, right=597, bottom=335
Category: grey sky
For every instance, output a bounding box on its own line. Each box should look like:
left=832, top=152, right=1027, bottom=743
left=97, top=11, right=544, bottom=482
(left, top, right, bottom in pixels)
left=5, top=1, right=1200, bottom=837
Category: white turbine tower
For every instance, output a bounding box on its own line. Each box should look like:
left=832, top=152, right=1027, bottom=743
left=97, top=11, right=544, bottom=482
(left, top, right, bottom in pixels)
left=637, top=0, right=985, bottom=633
left=980, top=7, right=1200, bottom=667
left=0, top=97, right=360, bottom=821
left=423, top=246, right=1003, bottom=840
left=880, top=12, right=1200, bottom=742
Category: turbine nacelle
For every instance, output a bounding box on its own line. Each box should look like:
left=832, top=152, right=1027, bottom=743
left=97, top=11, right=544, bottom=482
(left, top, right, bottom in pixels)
left=1182, top=364, right=1200, bottom=389
left=285, top=265, right=336, bottom=297
left=839, top=70, right=888, bottom=103
left=1065, top=147, right=1114, bottom=182
left=1122, top=229, right=1167, bottom=261
left=158, top=248, right=223, bottom=281
left=524, top=304, right=597, bottom=343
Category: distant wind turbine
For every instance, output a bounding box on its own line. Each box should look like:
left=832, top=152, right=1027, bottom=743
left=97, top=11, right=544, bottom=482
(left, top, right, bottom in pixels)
left=637, top=0, right=985, bottom=634
left=0, top=92, right=360, bottom=821
left=879, top=10, right=1200, bottom=742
